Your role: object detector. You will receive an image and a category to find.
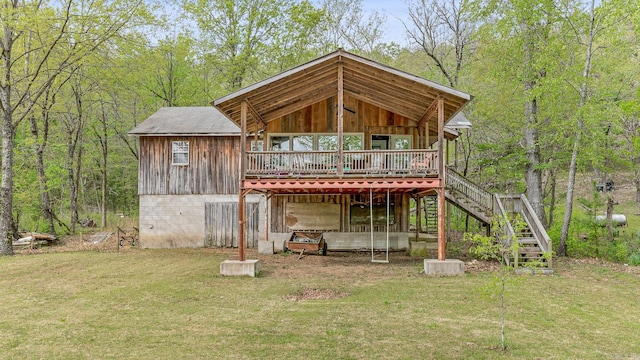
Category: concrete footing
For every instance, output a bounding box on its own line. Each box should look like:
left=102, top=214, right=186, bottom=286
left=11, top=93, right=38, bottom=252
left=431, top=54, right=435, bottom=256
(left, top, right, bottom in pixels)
left=258, top=241, right=274, bottom=255
left=424, top=259, right=465, bottom=276
left=220, top=259, right=260, bottom=277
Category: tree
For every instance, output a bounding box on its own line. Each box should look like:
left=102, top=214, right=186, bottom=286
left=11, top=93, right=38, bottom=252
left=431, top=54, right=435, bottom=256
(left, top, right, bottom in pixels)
left=316, top=0, right=388, bottom=56
left=471, top=0, right=561, bottom=228
left=0, top=0, right=150, bottom=255
left=558, top=0, right=600, bottom=256
left=557, top=0, right=636, bottom=256
left=181, top=0, right=324, bottom=91
left=138, top=35, right=199, bottom=107
left=405, top=0, right=476, bottom=89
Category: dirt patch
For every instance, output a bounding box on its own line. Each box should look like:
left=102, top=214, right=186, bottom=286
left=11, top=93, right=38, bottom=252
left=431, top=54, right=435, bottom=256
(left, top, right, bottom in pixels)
left=286, top=288, right=349, bottom=301
left=255, top=250, right=428, bottom=280
left=463, top=259, right=501, bottom=274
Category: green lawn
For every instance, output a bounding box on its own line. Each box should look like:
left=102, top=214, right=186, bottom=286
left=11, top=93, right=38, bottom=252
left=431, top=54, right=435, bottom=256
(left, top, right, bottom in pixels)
left=1, top=248, right=639, bottom=359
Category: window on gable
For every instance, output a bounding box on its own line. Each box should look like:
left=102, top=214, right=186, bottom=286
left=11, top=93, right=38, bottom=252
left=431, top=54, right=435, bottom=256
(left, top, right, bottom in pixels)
left=172, top=140, right=189, bottom=165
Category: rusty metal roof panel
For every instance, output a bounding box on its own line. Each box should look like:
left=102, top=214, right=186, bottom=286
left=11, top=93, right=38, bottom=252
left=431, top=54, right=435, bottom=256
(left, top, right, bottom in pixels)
left=129, top=107, right=239, bottom=136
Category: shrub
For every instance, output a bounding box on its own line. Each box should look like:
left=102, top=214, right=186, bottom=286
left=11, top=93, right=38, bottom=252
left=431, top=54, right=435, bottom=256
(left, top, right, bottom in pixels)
left=629, top=250, right=640, bottom=266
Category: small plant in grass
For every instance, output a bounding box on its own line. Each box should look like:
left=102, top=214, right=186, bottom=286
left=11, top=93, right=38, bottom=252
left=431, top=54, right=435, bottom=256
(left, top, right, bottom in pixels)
left=629, top=249, right=640, bottom=266
left=464, top=214, right=541, bottom=352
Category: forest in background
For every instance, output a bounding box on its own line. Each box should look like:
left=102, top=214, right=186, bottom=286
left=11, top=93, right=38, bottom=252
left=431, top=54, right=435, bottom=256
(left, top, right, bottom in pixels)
left=0, top=0, right=639, bottom=258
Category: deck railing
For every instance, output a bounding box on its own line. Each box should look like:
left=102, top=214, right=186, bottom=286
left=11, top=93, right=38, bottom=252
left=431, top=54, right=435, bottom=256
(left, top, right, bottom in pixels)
left=245, top=149, right=438, bottom=177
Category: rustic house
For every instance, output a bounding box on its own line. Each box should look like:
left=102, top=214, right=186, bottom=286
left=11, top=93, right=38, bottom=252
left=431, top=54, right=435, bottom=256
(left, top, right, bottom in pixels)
left=131, top=50, right=551, bottom=271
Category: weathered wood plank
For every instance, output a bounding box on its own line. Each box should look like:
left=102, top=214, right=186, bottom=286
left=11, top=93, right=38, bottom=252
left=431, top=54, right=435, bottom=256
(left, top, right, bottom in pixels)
left=139, top=136, right=240, bottom=196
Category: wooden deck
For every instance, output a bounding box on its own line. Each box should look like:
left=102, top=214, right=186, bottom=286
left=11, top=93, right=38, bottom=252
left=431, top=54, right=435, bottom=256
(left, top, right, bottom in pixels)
left=245, top=149, right=438, bottom=178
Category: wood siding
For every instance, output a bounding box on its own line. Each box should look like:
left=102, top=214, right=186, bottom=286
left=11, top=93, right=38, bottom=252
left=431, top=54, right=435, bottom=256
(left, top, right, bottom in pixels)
left=265, top=95, right=416, bottom=147
left=138, top=136, right=240, bottom=195
left=205, top=202, right=258, bottom=248
left=270, top=194, right=410, bottom=233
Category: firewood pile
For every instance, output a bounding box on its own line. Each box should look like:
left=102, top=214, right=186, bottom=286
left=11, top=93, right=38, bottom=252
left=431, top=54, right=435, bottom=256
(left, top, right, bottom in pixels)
left=13, top=232, right=58, bottom=249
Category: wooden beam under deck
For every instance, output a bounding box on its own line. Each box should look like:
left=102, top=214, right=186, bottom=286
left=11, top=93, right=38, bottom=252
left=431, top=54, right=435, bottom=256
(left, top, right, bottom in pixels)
left=243, top=178, right=441, bottom=194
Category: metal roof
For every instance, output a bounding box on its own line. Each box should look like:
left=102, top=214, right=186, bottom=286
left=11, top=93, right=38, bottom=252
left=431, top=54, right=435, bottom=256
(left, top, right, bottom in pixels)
left=129, top=107, right=240, bottom=136
left=213, top=49, right=473, bottom=134
left=445, top=112, right=472, bottom=129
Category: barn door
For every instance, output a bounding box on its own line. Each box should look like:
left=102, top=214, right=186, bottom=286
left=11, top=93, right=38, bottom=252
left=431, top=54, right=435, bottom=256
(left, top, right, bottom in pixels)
left=205, top=202, right=258, bottom=248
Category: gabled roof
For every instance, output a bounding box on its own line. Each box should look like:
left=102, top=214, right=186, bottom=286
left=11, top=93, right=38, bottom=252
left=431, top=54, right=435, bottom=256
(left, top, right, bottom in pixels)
left=213, top=49, right=472, bottom=133
left=129, top=107, right=240, bottom=136
left=445, top=112, right=472, bottom=129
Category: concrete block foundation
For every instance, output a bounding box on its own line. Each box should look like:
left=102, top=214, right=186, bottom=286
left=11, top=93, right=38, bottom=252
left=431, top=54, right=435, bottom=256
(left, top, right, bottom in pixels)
left=258, top=241, right=274, bottom=255
left=424, top=259, right=465, bottom=276
left=220, top=260, right=260, bottom=277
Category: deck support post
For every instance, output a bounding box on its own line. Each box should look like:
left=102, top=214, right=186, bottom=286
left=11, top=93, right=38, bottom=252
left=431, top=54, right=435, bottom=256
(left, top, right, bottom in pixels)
left=437, top=96, right=444, bottom=182
left=239, top=190, right=246, bottom=261
left=415, top=194, right=421, bottom=237
left=437, top=187, right=446, bottom=261
left=239, top=101, right=248, bottom=262
left=425, top=120, right=429, bottom=149
left=337, top=57, right=344, bottom=176
left=437, top=96, right=446, bottom=261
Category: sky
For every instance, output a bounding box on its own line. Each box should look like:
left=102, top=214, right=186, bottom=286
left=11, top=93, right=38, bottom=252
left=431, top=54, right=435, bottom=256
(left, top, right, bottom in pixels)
left=159, top=0, right=414, bottom=46
left=361, top=0, right=412, bottom=45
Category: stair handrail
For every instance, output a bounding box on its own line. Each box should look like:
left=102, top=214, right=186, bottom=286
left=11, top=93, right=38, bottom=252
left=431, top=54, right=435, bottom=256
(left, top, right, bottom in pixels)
left=493, top=194, right=517, bottom=243
left=518, top=194, right=551, bottom=254
left=492, top=194, right=518, bottom=266
left=446, top=168, right=494, bottom=214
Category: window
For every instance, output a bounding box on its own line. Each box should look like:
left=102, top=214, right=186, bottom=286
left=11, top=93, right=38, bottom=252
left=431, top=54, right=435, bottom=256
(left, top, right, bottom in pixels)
left=270, top=133, right=363, bottom=151
left=317, top=135, right=338, bottom=150
left=344, top=135, right=363, bottom=150
left=172, top=141, right=189, bottom=165
left=292, top=135, right=313, bottom=151
left=392, top=136, right=412, bottom=150
left=270, top=136, right=290, bottom=151
left=251, top=140, right=263, bottom=151
left=371, top=135, right=412, bottom=150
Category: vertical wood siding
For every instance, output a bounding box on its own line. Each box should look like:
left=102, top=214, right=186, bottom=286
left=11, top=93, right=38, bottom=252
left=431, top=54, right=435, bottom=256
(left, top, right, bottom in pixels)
left=205, top=202, right=258, bottom=248
left=138, top=136, right=240, bottom=195
left=266, top=95, right=413, bottom=137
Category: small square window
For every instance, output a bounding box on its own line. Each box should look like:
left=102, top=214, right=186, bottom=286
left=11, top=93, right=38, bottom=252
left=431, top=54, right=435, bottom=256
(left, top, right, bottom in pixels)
left=172, top=141, right=189, bottom=165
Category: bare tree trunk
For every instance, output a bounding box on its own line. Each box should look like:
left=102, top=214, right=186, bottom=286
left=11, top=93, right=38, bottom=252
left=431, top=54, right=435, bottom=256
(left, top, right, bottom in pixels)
left=66, top=81, right=86, bottom=233
left=0, top=20, right=15, bottom=255
left=524, top=113, right=546, bottom=226
left=547, top=169, right=557, bottom=228
left=636, top=175, right=640, bottom=205
left=606, top=197, right=614, bottom=242
left=559, top=139, right=580, bottom=256
left=0, top=106, right=15, bottom=255
left=97, top=101, right=109, bottom=228
left=558, top=0, right=596, bottom=257
left=30, top=112, right=55, bottom=234
left=522, top=18, right=547, bottom=228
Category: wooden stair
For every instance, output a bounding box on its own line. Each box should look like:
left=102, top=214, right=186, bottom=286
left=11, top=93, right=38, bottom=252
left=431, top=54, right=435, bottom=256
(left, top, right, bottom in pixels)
left=444, top=168, right=552, bottom=269
left=513, top=225, right=546, bottom=265
left=423, top=196, right=438, bottom=235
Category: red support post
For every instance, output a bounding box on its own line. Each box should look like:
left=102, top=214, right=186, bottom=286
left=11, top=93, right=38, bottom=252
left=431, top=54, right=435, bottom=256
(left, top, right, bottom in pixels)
left=437, top=187, right=446, bottom=261
left=239, top=101, right=248, bottom=261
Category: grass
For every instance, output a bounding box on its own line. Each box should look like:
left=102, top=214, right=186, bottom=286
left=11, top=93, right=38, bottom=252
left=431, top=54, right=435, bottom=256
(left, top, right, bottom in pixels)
left=1, top=249, right=640, bottom=359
